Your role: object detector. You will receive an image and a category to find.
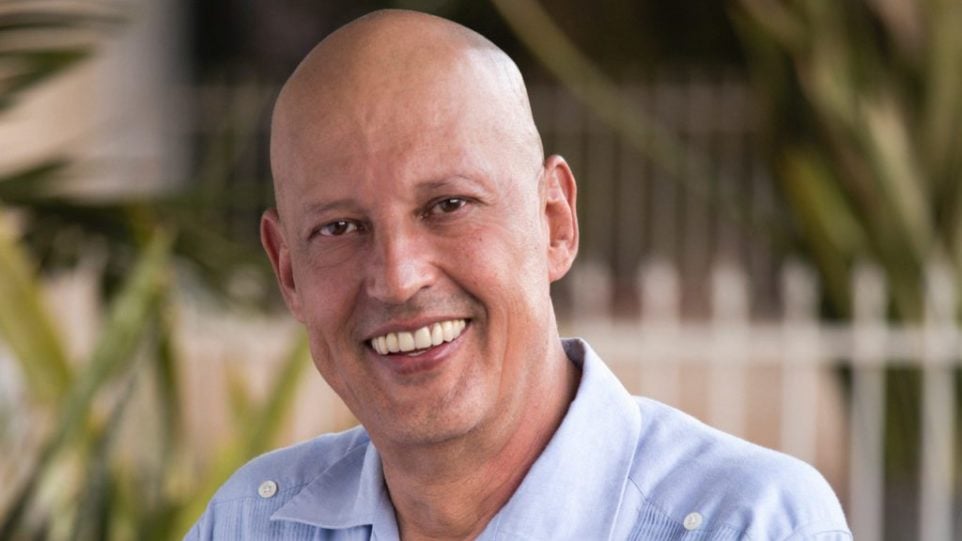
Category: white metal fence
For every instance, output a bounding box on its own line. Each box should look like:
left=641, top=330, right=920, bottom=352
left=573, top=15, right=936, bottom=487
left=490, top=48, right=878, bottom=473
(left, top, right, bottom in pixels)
left=562, top=258, right=960, bottom=541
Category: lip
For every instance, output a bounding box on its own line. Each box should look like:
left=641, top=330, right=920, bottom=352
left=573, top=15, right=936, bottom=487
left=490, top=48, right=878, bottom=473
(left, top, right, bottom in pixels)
left=370, top=322, right=468, bottom=376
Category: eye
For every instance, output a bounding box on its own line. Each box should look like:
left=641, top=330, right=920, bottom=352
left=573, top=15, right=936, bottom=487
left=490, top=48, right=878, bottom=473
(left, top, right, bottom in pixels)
left=317, top=220, right=359, bottom=237
left=430, top=197, right=468, bottom=215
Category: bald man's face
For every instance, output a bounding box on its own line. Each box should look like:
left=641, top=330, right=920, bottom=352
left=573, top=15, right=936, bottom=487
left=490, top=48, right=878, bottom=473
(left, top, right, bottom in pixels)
left=261, top=42, right=577, bottom=447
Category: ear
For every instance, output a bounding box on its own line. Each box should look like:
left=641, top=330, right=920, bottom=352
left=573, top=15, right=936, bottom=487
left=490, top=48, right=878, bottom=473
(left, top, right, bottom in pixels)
left=260, top=208, right=304, bottom=321
left=542, top=155, right=579, bottom=282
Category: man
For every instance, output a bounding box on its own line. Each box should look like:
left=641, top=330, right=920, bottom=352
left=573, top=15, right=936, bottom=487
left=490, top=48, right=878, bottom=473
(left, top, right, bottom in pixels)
left=188, top=9, right=851, bottom=540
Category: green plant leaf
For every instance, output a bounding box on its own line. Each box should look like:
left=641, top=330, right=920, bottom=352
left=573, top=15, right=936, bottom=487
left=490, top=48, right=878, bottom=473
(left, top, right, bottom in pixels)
left=0, top=8, right=123, bottom=34
left=69, top=376, right=138, bottom=541
left=0, top=159, right=70, bottom=202
left=779, top=146, right=867, bottom=313
left=860, top=95, right=932, bottom=261
left=921, top=0, right=962, bottom=193
left=0, top=216, right=72, bottom=403
left=226, top=364, right=254, bottom=432
left=243, top=333, right=310, bottom=458
left=0, top=49, right=92, bottom=111
left=0, top=2, right=125, bottom=110
left=55, top=231, right=172, bottom=449
left=152, top=297, right=183, bottom=458
left=0, top=230, right=172, bottom=538
left=737, top=0, right=806, bottom=53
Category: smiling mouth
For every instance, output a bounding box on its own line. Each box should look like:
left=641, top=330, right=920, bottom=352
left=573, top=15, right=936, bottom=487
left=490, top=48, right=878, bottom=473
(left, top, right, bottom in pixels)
left=369, top=319, right=467, bottom=355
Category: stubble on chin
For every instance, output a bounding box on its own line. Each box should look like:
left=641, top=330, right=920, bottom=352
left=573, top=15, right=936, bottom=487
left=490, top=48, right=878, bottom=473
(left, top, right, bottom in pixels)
left=370, top=360, right=490, bottom=449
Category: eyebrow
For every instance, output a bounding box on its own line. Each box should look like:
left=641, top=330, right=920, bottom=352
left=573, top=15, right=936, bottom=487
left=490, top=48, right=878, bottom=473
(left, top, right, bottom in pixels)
left=294, top=174, right=494, bottom=223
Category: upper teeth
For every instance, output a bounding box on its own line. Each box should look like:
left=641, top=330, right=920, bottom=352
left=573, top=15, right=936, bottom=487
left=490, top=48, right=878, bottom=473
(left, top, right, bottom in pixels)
left=370, top=319, right=466, bottom=355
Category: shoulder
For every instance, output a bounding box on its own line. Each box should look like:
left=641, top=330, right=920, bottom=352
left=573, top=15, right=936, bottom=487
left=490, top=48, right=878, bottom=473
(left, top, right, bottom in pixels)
left=627, top=397, right=851, bottom=540
left=212, top=425, right=370, bottom=505
left=185, top=425, right=370, bottom=539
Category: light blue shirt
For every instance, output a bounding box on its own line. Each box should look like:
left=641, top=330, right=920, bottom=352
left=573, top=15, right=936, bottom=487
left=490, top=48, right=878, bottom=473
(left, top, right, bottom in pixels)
left=186, top=339, right=851, bottom=540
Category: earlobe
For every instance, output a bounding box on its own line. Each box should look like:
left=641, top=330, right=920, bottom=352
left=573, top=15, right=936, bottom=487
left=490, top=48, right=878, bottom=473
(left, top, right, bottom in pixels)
left=260, top=208, right=303, bottom=320
left=542, top=155, right=579, bottom=282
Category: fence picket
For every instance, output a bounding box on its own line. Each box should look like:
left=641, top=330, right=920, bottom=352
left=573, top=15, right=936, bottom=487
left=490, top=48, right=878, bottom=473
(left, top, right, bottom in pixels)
left=569, top=260, right=611, bottom=321
left=849, top=264, right=886, bottom=541
left=709, top=262, right=749, bottom=437
left=638, top=259, right=682, bottom=406
left=920, top=261, right=957, bottom=541
left=780, top=261, right=819, bottom=464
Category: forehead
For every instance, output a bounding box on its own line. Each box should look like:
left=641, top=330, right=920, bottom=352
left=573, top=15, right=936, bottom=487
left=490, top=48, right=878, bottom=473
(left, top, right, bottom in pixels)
left=275, top=62, right=525, bottom=199
left=284, top=100, right=501, bottom=197
left=289, top=47, right=512, bottom=137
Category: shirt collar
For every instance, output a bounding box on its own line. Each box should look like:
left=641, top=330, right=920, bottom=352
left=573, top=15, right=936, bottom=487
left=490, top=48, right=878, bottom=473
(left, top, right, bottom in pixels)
left=271, top=338, right=641, bottom=539
left=482, top=338, right=641, bottom=539
left=271, top=439, right=399, bottom=538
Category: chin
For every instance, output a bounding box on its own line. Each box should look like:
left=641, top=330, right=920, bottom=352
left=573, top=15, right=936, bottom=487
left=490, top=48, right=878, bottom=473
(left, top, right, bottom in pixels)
left=378, top=394, right=489, bottom=448
left=376, top=419, right=472, bottom=448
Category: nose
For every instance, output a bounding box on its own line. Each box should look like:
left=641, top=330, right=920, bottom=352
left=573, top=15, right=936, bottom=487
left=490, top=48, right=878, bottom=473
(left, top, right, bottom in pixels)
left=364, top=224, right=437, bottom=304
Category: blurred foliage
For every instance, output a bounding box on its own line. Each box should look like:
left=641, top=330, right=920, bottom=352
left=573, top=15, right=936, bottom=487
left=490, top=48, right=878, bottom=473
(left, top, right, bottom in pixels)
left=0, top=224, right=309, bottom=537
left=0, top=2, right=309, bottom=539
left=734, top=0, right=962, bottom=321
left=0, top=5, right=277, bottom=307
left=731, top=0, right=962, bottom=481
left=0, top=1, right=122, bottom=112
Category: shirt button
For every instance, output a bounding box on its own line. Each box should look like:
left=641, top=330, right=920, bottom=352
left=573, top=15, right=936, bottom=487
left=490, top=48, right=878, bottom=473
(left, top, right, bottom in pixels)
left=258, top=480, right=278, bottom=499
left=683, top=512, right=703, bottom=531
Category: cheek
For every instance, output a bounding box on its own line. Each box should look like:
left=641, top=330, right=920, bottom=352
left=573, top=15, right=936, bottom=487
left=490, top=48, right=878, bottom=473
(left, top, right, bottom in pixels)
left=290, top=254, right=362, bottom=342
left=307, top=340, right=336, bottom=383
left=499, top=215, right=551, bottom=290
left=300, top=287, right=362, bottom=405
left=451, top=218, right=550, bottom=321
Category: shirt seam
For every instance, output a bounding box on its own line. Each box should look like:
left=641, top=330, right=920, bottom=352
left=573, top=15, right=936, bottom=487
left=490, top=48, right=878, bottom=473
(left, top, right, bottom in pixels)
left=207, top=485, right=309, bottom=512
left=626, top=476, right=685, bottom=528
left=625, top=476, right=753, bottom=540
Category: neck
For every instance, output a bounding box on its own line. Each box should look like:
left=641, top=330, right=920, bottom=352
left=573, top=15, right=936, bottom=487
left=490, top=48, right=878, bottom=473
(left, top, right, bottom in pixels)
left=377, top=340, right=580, bottom=541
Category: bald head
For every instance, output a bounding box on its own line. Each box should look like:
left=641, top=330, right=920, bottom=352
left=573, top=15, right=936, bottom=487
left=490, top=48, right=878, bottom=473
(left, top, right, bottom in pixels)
left=259, top=9, right=580, bottom=459
left=269, top=10, right=543, bottom=216
left=279, top=10, right=519, bottom=97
